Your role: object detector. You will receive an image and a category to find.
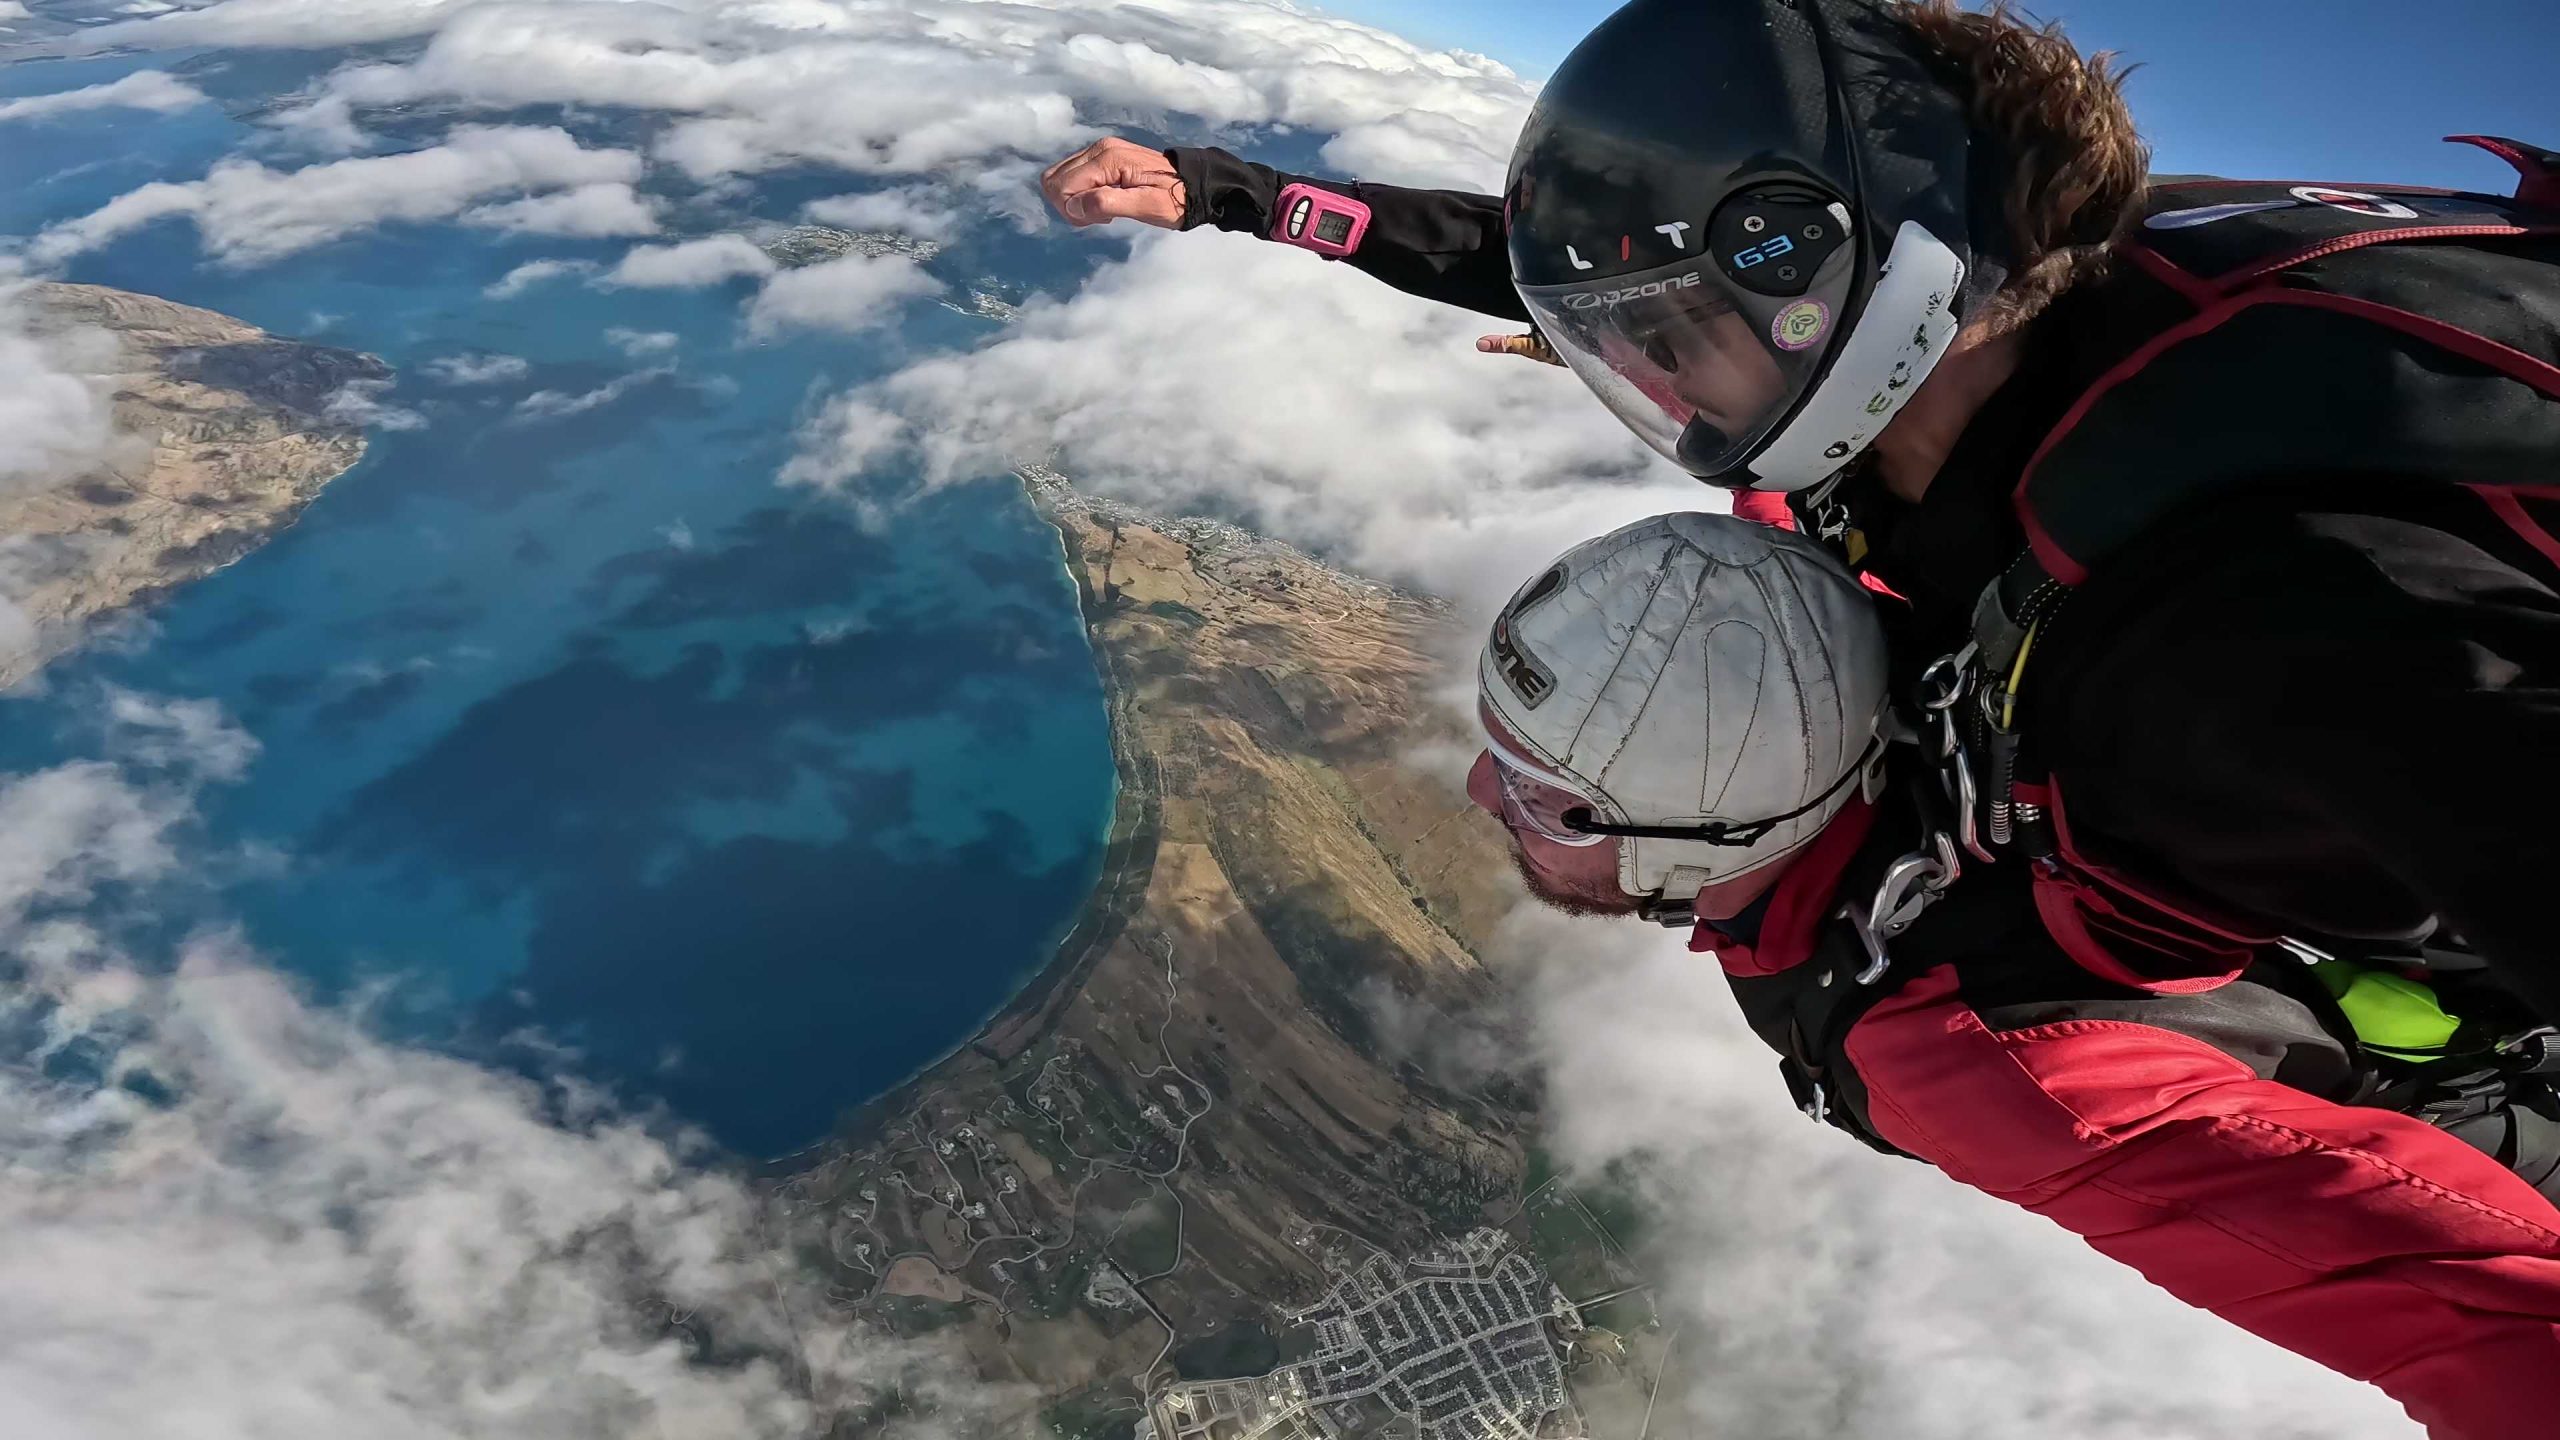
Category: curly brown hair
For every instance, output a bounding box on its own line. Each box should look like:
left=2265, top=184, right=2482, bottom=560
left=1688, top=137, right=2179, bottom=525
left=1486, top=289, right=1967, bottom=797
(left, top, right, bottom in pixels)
left=1887, top=0, right=2152, bottom=334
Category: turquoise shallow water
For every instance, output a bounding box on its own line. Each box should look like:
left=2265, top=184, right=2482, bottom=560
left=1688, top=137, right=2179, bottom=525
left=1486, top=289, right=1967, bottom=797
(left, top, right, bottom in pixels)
left=0, top=53, right=1116, bottom=1156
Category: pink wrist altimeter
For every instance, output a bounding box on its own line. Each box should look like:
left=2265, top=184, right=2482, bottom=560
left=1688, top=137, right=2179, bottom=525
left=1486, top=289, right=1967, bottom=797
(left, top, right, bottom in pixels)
left=1268, top=182, right=1370, bottom=257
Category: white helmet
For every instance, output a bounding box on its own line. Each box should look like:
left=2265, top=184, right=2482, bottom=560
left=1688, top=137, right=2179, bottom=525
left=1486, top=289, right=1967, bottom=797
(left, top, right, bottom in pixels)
left=1479, top=511, right=1890, bottom=900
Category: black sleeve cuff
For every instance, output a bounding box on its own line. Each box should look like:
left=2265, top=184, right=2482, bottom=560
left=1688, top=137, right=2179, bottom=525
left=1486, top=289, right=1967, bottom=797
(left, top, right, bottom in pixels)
left=1168, top=146, right=1340, bottom=238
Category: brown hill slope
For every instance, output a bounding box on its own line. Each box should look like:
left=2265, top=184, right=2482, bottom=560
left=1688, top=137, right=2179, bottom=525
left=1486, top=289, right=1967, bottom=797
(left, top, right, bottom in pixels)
left=778, top=473, right=1558, bottom=1425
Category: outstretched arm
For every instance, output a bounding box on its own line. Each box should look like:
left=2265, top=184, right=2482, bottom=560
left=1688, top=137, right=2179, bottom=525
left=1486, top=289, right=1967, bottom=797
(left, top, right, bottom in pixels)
left=1850, top=965, right=2560, bottom=1439
left=1041, top=138, right=1527, bottom=324
left=1165, top=144, right=1526, bottom=323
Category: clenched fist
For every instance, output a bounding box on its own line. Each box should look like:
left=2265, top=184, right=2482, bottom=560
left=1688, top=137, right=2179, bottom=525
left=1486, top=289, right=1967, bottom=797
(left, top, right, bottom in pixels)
left=1042, top=137, right=1187, bottom=229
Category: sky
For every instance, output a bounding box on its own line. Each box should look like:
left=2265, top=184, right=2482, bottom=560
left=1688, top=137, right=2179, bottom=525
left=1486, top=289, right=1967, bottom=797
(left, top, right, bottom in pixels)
left=1328, top=0, right=2560, bottom=192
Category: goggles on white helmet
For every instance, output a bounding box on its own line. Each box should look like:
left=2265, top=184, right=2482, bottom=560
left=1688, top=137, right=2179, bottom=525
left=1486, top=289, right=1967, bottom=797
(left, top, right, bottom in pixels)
left=1479, top=512, right=1892, bottom=900
left=1483, top=731, right=1610, bottom=847
left=1487, top=729, right=1879, bottom=851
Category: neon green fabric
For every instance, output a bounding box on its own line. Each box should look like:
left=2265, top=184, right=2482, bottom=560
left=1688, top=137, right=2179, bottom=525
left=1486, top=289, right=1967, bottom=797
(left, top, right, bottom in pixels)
left=2313, top=961, right=2461, bottom=1058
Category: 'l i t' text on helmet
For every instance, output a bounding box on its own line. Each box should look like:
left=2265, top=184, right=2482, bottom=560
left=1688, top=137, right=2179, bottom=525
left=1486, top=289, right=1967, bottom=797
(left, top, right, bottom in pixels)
left=1505, top=0, right=2009, bottom=491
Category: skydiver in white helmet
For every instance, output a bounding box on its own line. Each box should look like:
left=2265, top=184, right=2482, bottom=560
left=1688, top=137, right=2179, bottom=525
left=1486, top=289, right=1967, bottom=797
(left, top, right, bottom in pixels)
left=1474, top=510, right=2560, bottom=1436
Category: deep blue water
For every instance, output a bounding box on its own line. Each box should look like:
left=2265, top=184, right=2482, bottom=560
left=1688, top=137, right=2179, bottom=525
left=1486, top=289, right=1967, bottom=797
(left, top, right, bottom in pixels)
left=0, top=53, right=1116, bottom=1156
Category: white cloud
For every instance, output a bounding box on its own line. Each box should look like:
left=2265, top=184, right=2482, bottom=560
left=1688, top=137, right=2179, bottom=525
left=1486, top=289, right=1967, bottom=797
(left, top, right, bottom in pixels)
left=0, top=280, right=125, bottom=496
left=513, top=366, right=674, bottom=422
left=421, top=352, right=530, bottom=386
left=71, top=0, right=480, bottom=50
left=0, top=70, right=204, bottom=123
left=604, top=327, right=680, bottom=359
left=34, top=125, right=643, bottom=267
left=321, top=377, right=426, bottom=431
left=485, top=257, right=595, bottom=299
left=102, top=689, right=261, bottom=783
left=786, top=233, right=1696, bottom=612
left=1516, top=910, right=2417, bottom=1438
left=461, top=180, right=660, bottom=238
left=0, top=2, right=31, bottom=21
left=602, top=234, right=775, bottom=290
left=805, top=187, right=961, bottom=242
left=80, top=0, right=1529, bottom=189
left=744, top=253, right=940, bottom=338
left=0, top=711, right=993, bottom=1440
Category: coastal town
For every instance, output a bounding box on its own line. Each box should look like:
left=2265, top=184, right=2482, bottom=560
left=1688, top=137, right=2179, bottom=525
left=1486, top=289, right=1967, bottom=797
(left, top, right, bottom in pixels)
left=1144, top=1230, right=1582, bottom=1440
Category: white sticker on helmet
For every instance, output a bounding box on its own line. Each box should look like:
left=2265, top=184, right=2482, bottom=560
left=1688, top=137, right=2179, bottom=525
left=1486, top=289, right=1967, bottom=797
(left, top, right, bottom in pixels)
left=1747, top=221, right=1967, bottom=492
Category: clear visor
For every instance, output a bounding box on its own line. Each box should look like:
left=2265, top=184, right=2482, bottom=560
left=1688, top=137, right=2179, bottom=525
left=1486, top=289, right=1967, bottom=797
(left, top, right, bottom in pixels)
left=1519, top=244, right=1856, bottom=479
left=1484, top=735, right=1611, bottom=848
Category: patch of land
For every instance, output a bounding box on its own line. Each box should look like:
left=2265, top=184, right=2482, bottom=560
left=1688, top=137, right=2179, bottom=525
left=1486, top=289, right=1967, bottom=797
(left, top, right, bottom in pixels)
left=777, top=467, right=1650, bottom=1436
left=759, top=224, right=944, bottom=267
left=1, top=284, right=383, bottom=689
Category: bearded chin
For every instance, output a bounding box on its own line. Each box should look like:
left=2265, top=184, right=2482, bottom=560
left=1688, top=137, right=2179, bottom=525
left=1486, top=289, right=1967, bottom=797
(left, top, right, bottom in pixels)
left=1508, top=839, right=1641, bottom=919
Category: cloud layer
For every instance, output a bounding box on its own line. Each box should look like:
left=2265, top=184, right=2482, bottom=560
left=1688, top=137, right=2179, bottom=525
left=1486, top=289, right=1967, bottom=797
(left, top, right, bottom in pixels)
left=74, top=0, right=1531, bottom=189
left=0, top=700, right=987, bottom=1440
left=786, top=231, right=1698, bottom=612
left=1514, top=908, right=2418, bottom=1439
left=0, top=69, right=203, bottom=122
left=33, top=125, right=642, bottom=266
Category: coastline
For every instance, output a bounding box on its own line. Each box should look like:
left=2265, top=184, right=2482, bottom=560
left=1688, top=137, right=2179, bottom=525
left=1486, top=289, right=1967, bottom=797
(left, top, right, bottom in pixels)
left=963, top=470, right=1163, bottom=1062
left=805, top=468, right=1164, bottom=1158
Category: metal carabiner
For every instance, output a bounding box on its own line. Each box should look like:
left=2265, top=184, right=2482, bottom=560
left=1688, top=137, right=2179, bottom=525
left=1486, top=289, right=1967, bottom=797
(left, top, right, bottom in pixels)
left=1945, top=741, right=1994, bottom=865
left=1846, top=838, right=1959, bottom=986
left=1870, top=852, right=1950, bottom=938
left=1917, top=642, right=1979, bottom=714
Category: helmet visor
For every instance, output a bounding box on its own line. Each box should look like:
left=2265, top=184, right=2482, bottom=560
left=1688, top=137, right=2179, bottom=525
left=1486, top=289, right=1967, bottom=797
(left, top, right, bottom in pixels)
left=1519, top=245, right=1855, bottom=480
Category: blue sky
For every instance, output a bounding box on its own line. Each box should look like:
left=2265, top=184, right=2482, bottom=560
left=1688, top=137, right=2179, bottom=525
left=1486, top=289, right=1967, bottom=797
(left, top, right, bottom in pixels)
left=1327, top=0, right=2558, bottom=192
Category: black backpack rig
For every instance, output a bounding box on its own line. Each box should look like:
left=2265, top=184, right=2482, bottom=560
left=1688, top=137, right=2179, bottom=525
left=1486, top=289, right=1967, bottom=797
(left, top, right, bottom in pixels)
left=1738, top=138, right=2560, bottom=1191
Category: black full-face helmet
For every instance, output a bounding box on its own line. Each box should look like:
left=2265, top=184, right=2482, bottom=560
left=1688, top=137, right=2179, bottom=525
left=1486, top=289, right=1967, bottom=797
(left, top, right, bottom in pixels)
left=1507, top=0, right=2011, bottom=491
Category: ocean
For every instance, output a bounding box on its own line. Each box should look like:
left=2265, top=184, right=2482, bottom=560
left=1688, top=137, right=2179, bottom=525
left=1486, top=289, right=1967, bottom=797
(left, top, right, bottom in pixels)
left=0, top=51, right=1118, bottom=1157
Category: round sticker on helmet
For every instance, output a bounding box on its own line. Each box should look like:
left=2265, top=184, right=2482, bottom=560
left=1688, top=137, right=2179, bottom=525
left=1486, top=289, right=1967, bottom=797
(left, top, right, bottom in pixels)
left=1773, top=300, right=1830, bottom=352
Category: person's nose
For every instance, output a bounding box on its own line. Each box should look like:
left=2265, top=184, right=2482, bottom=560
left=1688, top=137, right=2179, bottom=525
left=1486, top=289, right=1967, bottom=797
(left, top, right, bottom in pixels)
left=1465, top=750, right=1503, bottom=818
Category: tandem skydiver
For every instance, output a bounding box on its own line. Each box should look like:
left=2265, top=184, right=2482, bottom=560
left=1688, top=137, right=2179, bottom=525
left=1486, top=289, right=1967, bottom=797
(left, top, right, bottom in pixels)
left=1467, top=506, right=2560, bottom=1438
left=1042, top=0, right=2560, bottom=1063
left=1041, top=0, right=2560, bottom=1433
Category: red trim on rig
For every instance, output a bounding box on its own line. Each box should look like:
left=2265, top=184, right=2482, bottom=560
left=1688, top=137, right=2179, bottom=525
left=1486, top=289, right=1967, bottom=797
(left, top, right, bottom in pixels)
left=2120, top=243, right=2218, bottom=307
left=2255, top=290, right=2560, bottom=399
left=2155, top=177, right=2463, bottom=197
left=2014, top=294, right=2260, bottom=583
left=2447, top=134, right=2560, bottom=209
left=1694, top=796, right=1878, bottom=977
left=2017, top=285, right=2560, bottom=582
left=2470, top=487, right=2560, bottom=573
left=2214, top=224, right=2555, bottom=294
